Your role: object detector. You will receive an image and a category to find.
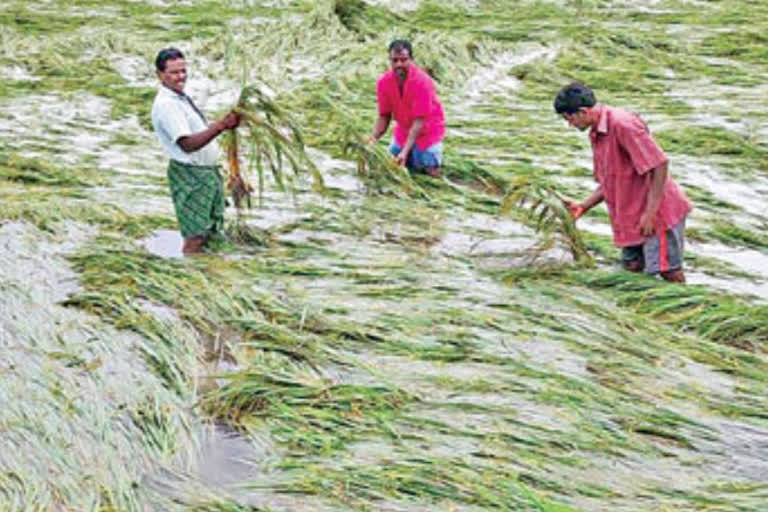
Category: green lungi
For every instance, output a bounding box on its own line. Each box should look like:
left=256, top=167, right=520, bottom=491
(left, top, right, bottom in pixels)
left=167, top=159, right=225, bottom=238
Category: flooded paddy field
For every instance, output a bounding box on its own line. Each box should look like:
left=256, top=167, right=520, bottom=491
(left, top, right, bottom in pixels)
left=2, top=0, right=768, bottom=510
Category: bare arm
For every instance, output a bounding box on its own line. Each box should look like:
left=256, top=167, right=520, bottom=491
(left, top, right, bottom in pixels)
left=394, top=117, right=424, bottom=165
left=369, top=114, right=391, bottom=143
left=402, top=118, right=423, bottom=155
left=639, top=163, right=668, bottom=235
left=564, top=185, right=603, bottom=220
left=177, top=112, right=239, bottom=153
left=581, top=185, right=605, bottom=211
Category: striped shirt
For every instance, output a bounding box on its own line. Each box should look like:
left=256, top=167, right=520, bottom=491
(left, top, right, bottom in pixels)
left=590, top=105, right=691, bottom=247
left=151, top=85, right=220, bottom=166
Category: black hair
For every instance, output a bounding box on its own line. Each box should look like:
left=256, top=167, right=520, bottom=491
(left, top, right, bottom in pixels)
left=388, top=40, right=413, bottom=59
left=155, top=47, right=185, bottom=72
left=554, top=81, right=597, bottom=115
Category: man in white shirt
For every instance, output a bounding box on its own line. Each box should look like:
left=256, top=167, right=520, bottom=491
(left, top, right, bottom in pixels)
left=151, top=47, right=239, bottom=254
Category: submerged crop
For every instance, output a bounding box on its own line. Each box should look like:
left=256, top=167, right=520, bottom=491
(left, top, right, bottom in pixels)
left=2, top=0, right=768, bottom=510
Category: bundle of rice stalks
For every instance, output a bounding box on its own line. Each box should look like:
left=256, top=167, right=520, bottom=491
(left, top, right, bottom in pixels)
left=344, top=130, right=429, bottom=199
left=333, top=0, right=405, bottom=39
left=316, top=93, right=429, bottom=199
left=412, top=32, right=491, bottom=86
left=501, top=174, right=592, bottom=264
left=208, top=0, right=358, bottom=74
left=221, top=85, right=324, bottom=208
left=581, top=271, right=768, bottom=352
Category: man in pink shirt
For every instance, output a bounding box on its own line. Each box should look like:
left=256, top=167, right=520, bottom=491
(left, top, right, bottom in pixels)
left=368, top=40, right=446, bottom=178
left=555, top=82, right=692, bottom=283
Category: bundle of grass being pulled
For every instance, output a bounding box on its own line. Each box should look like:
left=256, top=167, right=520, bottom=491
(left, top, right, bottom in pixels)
left=343, top=128, right=429, bottom=199
left=221, top=85, right=324, bottom=209
left=501, top=173, right=592, bottom=264
left=315, top=92, right=429, bottom=199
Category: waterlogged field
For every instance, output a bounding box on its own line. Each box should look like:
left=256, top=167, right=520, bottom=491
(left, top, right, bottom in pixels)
left=2, top=0, right=768, bottom=510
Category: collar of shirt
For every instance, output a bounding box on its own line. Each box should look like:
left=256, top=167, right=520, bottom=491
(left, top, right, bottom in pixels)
left=387, top=65, right=424, bottom=89
left=589, top=104, right=609, bottom=142
left=158, top=84, right=182, bottom=100
left=158, top=85, right=207, bottom=123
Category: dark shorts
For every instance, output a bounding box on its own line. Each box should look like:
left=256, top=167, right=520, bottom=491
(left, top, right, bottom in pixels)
left=389, top=142, right=443, bottom=172
left=621, top=219, right=685, bottom=274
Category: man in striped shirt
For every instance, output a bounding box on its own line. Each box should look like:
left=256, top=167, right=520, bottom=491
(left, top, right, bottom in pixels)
left=555, top=82, right=692, bottom=283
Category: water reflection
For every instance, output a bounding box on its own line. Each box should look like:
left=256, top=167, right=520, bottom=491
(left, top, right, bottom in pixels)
left=143, top=229, right=183, bottom=259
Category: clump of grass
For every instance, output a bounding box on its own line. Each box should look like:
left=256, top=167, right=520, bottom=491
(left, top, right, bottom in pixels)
left=578, top=270, right=768, bottom=353
left=501, top=173, right=593, bottom=264
left=655, top=126, right=767, bottom=166
left=316, top=95, right=429, bottom=198
left=333, top=0, right=404, bottom=39
left=279, top=457, right=581, bottom=511
left=705, top=220, right=768, bottom=250
left=203, top=361, right=413, bottom=455
left=0, top=152, right=107, bottom=187
left=221, top=85, right=325, bottom=208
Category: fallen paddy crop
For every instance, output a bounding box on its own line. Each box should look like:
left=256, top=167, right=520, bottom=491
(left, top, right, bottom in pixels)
left=3, top=0, right=768, bottom=510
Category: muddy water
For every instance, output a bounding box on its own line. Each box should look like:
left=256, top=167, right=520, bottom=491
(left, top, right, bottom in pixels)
left=4, top=1, right=768, bottom=510
left=142, top=228, right=184, bottom=258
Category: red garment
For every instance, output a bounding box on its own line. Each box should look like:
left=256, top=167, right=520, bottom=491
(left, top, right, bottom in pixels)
left=376, top=65, right=445, bottom=151
left=590, top=105, right=692, bottom=247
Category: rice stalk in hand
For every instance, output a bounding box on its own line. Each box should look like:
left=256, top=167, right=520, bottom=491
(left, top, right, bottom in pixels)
left=222, top=128, right=253, bottom=209
left=317, top=94, right=429, bottom=199
left=345, top=130, right=428, bottom=199
left=221, top=85, right=324, bottom=208
left=501, top=174, right=593, bottom=264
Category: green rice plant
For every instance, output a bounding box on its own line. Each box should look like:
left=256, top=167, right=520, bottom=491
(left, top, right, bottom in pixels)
left=501, top=173, right=593, bottom=264
left=315, top=93, right=430, bottom=198
left=191, top=501, right=265, bottom=512
left=278, top=457, right=581, bottom=511
left=332, top=0, right=405, bottom=38
left=0, top=152, right=107, bottom=187
left=579, top=271, right=768, bottom=353
left=221, top=84, right=325, bottom=208
left=706, top=220, right=768, bottom=250
left=202, top=361, right=413, bottom=456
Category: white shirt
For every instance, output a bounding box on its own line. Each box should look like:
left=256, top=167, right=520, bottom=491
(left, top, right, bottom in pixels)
left=151, top=85, right=220, bottom=166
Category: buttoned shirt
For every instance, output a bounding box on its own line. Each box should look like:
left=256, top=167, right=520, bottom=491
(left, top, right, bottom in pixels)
left=590, top=105, right=691, bottom=247
left=376, top=65, right=445, bottom=151
left=151, top=85, right=219, bottom=166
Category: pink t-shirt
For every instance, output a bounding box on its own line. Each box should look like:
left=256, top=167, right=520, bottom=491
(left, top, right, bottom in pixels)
left=590, top=105, right=692, bottom=247
left=376, top=65, right=445, bottom=151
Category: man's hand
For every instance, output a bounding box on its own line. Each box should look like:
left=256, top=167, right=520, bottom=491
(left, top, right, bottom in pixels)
left=394, top=149, right=409, bottom=167
left=639, top=210, right=655, bottom=236
left=562, top=198, right=585, bottom=220
left=219, top=111, right=240, bottom=131
left=366, top=135, right=378, bottom=145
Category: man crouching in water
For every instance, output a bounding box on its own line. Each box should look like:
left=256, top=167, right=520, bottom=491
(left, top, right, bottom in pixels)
left=555, top=82, right=692, bottom=282
left=368, top=40, right=446, bottom=178
left=151, top=47, right=239, bottom=255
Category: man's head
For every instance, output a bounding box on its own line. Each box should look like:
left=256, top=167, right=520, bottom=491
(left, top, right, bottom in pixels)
left=388, top=40, right=413, bottom=80
left=155, top=47, right=186, bottom=93
left=554, top=81, right=598, bottom=131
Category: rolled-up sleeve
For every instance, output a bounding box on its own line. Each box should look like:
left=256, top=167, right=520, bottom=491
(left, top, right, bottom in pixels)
left=616, top=118, right=668, bottom=175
